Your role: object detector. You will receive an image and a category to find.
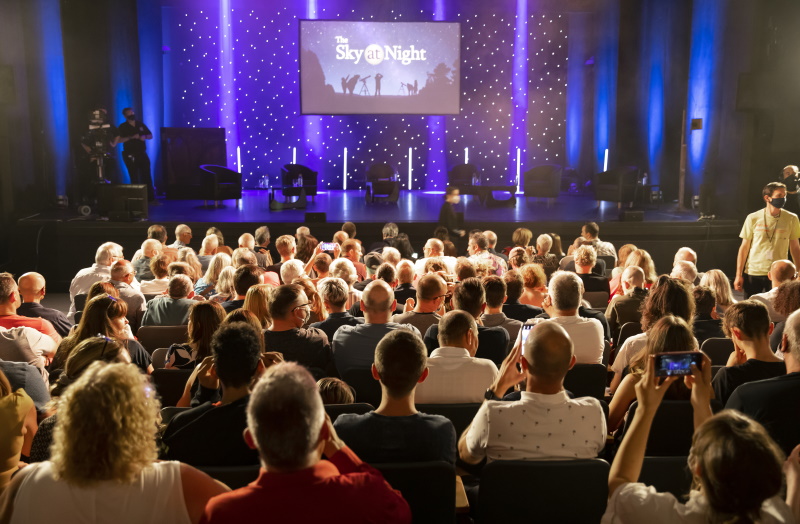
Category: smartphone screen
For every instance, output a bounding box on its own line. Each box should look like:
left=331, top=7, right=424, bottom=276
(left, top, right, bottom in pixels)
left=654, top=351, right=703, bottom=377
left=320, top=242, right=337, bottom=251
left=520, top=324, right=533, bottom=345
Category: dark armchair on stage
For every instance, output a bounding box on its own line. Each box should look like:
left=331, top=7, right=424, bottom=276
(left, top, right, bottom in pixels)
left=198, top=164, right=242, bottom=207
left=447, top=163, right=517, bottom=207
left=269, top=164, right=319, bottom=210
left=365, top=163, right=400, bottom=204
left=522, top=164, right=562, bottom=205
left=593, top=166, right=639, bottom=208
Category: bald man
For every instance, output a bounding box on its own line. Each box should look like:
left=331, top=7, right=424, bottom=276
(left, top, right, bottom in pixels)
left=605, top=266, right=648, bottom=341
left=332, top=280, right=421, bottom=377
left=413, top=238, right=457, bottom=277
left=16, top=272, right=72, bottom=337
left=238, top=232, right=269, bottom=269
left=0, top=273, right=62, bottom=344
left=458, top=322, right=606, bottom=463
left=750, top=259, right=798, bottom=322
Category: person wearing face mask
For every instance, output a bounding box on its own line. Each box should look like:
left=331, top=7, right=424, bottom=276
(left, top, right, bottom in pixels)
left=735, top=182, right=800, bottom=298
left=779, top=165, right=800, bottom=215
left=118, top=107, right=155, bottom=201
left=263, top=284, right=336, bottom=380
left=438, top=186, right=465, bottom=242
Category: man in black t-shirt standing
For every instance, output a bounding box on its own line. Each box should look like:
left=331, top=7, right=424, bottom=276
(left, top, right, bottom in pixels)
left=118, top=107, right=155, bottom=200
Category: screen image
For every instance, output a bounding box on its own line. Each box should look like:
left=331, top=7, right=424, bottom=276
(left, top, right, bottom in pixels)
left=655, top=353, right=701, bottom=376
left=299, top=20, right=461, bottom=115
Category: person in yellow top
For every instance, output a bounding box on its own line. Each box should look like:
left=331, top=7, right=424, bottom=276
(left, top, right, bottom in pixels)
left=0, top=369, right=36, bottom=494
left=735, top=182, right=800, bottom=298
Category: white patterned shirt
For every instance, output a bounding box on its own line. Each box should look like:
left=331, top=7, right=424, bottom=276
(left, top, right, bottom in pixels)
left=464, top=390, right=606, bottom=462
left=414, top=346, right=498, bottom=404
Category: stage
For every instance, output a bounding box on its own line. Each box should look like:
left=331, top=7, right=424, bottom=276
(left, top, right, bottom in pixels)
left=10, top=189, right=742, bottom=292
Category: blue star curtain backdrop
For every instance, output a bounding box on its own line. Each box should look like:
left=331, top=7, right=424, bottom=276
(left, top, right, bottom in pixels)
left=162, top=0, right=568, bottom=190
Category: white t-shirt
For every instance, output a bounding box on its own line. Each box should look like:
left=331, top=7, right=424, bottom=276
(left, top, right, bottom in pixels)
left=0, top=326, right=56, bottom=375
left=465, top=390, right=606, bottom=462
left=602, top=482, right=793, bottom=524
left=546, top=315, right=605, bottom=364
left=414, top=346, right=498, bottom=404
left=611, top=333, right=648, bottom=374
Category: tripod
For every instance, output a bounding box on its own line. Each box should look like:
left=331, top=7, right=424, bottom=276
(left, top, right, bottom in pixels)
left=358, top=79, right=370, bottom=96
left=399, top=82, right=406, bottom=95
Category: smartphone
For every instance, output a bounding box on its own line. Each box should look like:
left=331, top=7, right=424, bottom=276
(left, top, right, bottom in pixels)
left=320, top=242, right=337, bottom=251
left=520, top=324, right=534, bottom=345
left=654, top=352, right=703, bottom=377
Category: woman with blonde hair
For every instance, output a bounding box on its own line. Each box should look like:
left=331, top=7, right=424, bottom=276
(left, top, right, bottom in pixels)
left=164, top=302, right=226, bottom=369
left=700, top=269, right=737, bottom=315
left=177, top=248, right=203, bottom=282
left=292, top=277, right=327, bottom=324
left=194, top=252, right=232, bottom=297
left=244, top=284, right=274, bottom=329
left=1, top=362, right=228, bottom=523
left=610, top=248, right=657, bottom=298
left=329, top=258, right=362, bottom=309
left=608, top=243, right=638, bottom=294
left=0, top=369, right=36, bottom=492
left=518, top=263, right=548, bottom=307
left=209, top=266, right=236, bottom=303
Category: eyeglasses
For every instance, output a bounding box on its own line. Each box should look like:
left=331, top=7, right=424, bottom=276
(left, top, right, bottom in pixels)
left=292, top=303, right=311, bottom=312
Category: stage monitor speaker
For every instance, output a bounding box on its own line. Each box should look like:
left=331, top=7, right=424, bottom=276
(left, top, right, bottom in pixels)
left=619, top=210, right=643, bottom=222
left=97, top=184, right=148, bottom=221
left=305, top=212, right=326, bottom=223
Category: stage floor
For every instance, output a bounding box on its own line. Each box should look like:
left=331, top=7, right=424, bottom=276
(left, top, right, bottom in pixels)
left=139, top=189, right=701, bottom=224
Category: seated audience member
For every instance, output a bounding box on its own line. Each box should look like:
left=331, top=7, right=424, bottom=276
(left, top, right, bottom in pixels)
left=480, top=275, right=523, bottom=351
left=574, top=245, right=611, bottom=294
left=507, top=227, right=533, bottom=254
left=67, top=242, right=123, bottom=320
left=264, top=284, right=334, bottom=380
left=132, top=225, right=179, bottom=263
left=29, top=336, right=132, bottom=463
left=459, top=322, right=606, bottom=463
left=139, top=254, right=171, bottom=294
left=353, top=253, right=386, bottom=292
left=605, top=266, right=647, bottom=341
left=455, top=257, right=477, bottom=281
left=751, top=259, right=797, bottom=322
left=414, top=238, right=457, bottom=277
left=51, top=295, right=151, bottom=374
left=238, top=232, right=269, bottom=269
left=231, top=247, right=257, bottom=268
left=485, top=230, right=508, bottom=263
left=468, top=232, right=507, bottom=276
left=329, top=258, right=363, bottom=309
left=540, top=271, right=604, bottom=365
left=207, top=227, right=233, bottom=256
left=700, top=269, right=737, bottom=316
left=197, top=234, right=220, bottom=272
left=294, top=278, right=326, bottom=324
left=296, top=232, right=319, bottom=265
left=266, top=234, right=297, bottom=280
left=607, top=315, right=695, bottom=431
left=671, top=259, right=699, bottom=285
left=165, top=302, right=225, bottom=369
left=310, top=277, right=363, bottom=341
left=309, top=253, right=332, bottom=284
left=392, top=273, right=447, bottom=335
left=608, top=243, right=638, bottom=291
left=198, top=363, right=411, bottom=523
left=109, top=260, right=146, bottom=324
left=610, top=276, right=695, bottom=393
left=253, top=225, right=275, bottom=267
left=141, top=275, right=197, bottom=326
left=209, top=266, right=236, bottom=304
left=727, top=309, right=800, bottom=455
left=530, top=235, right=558, bottom=279
left=350, top=262, right=399, bottom=313
left=335, top=330, right=456, bottom=463
left=341, top=239, right=367, bottom=282
left=342, top=221, right=358, bottom=241
left=178, top=248, right=204, bottom=282
left=381, top=247, right=402, bottom=267
left=243, top=284, right=272, bottom=329
left=318, top=377, right=354, bottom=405
left=519, top=263, right=548, bottom=307
left=74, top=281, right=119, bottom=324
left=4, top=361, right=227, bottom=523
left=502, top=270, right=544, bottom=322
left=0, top=321, right=56, bottom=380
left=692, top=286, right=725, bottom=346
left=393, top=260, right=416, bottom=305
left=568, top=221, right=616, bottom=259
left=0, top=359, right=49, bottom=412
left=771, top=281, right=800, bottom=352
left=367, top=222, right=399, bottom=254
left=279, top=259, right=305, bottom=289
left=423, top=277, right=509, bottom=367
left=221, top=264, right=261, bottom=313
left=163, top=323, right=271, bottom=466
left=132, top=239, right=161, bottom=281
left=712, top=301, right=786, bottom=405
left=610, top=248, right=658, bottom=298
left=507, top=246, right=530, bottom=270
left=332, top=230, right=349, bottom=246
left=415, top=311, right=498, bottom=404
left=333, top=280, right=420, bottom=377
left=0, top=273, right=61, bottom=344
left=16, top=272, right=71, bottom=338
left=194, top=253, right=232, bottom=297
left=604, top=351, right=798, bottom=523
left=0, top=368, right=36, bottom=491
left=169, top=223, right=192, bottom=249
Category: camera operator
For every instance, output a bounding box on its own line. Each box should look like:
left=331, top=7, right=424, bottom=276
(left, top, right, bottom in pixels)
left=118, top=107, right=155, bottom=201
left=79, top=107, right=119, bottom=189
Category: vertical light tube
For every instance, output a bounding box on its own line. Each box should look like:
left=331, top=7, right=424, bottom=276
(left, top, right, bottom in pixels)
left=236, top=146, right=241, bottom=172
left=516, top=147, right=522, bottom=193
left=292, top=146, right=297, bottom=165
left=343, top=147, right=348, bottom=190
left=603, top=148, right=609, bottom=172
left=408, top=147, right=413, bottom=190
left=464, top=147, right=469, bottom=165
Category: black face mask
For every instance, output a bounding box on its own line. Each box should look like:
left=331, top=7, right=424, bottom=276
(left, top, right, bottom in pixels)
left=126, top=115, right=135, bottom=121
left=770, top=197, right=786, bottom=209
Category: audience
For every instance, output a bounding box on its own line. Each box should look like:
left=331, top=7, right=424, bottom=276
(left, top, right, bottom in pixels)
left=139, top=254, right=171, bottom=294
left=531, top=233, right=559, bottom=278
left=507, top=246, right=530, bottom=270
left=393, top=260, right=416, bottom=305
left=267, top=234, right=297, bottom=279
left=468, top=232, right=507, bottom=276
left=0, top=368, right=36, bottom=492
left=334, top=330, right=457, bottom=464
left=692, top=285, right=726, bottom=346
left=2, top=362, right=228, bottom=523
left=221, top=264, right=261, bottom=313
left=317, top=377, right=355, bottom=405
left=253, top=225, right=275, bottom=267
left=141, top=274, right=197, bottom=326
left=414, top=238, right=457, bottom=277
left=207, top=227, right=233, bottom=255
left=170, top=223, right=193, bottom=249
left=16, top=272, right=71, bottom=338
left=197, top=234, right=220, bottom=272
left=109, top=260, right=146, bottom=324
left=243, top=284, right=273, bottom=329
left=573, top=245, right=611, bottom=294
left=605, top=266, right=647, bottom=341
left=178, top=247, right=204, bottom=282
left=502, top=269, right=544, bottom=322
left=67, top=242, right=123, bottom=320
left=329, top=258, right=362, bottom=309
left=750, top=259, right=796, bottom=322
left=480, top=275, right=523, bottom=351
left=771, top=281, right=800, bottom=352
left=670, top=259, right=699, bottom=285
left=700, top=268, right=737, bottom=316
left=194, top=253, right=232, bottom=297
left=310, top=277, right=364, bottom=341
left=0, top=358, right=49, bottom=413
left=569, top=221, right=616, bottom=259
left=518, top=263, right=548, bottom=307
left=165, top=301, right=226, bottom=369
left=392, top=273, right=447, bottom=334
left=132, top=238, right=161, bottom=281
left=0, top=273, right=61, bottom=344
left=340, top=239, right=367, bottom=281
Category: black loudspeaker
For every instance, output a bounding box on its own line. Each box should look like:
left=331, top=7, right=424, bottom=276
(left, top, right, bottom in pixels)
left=619, top=210, right=644, bottom=222
left=305, top=212, right=326, bottom=223
left=0, top=66, right=15, bottom=104
left=97, top=184, right=148, bottom=221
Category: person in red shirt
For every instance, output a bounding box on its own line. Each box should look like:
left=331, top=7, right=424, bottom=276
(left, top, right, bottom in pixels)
left=0, top=273, right=61, bottom=344
left=199, top=362, right=411, bottom=524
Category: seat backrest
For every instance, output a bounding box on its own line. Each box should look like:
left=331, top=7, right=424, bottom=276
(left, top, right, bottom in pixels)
left=478, top=459, right=609, bottom=523
left=198, top=465, right=260, bottom=490
left=341, top=368, right=383, bottom=408
left=598, top=255, right=616, bottom=277
left=415, top=403, right=482, bottom=437
left=563, top=364, right=608, bottom=400
left=616, top=321, right=643, bottom=349
left=638, top=456, right=692, bottom=499
left=372, top=462, right=456, bottom=524
left=151, top=368, right=193, bottom=407
left=144, top=293, right=161, bottom=302
left=700, top=337, right=734, bottom=365
left=324, top=402, right=375, bottom=423
left=151, top=347, right=169, bottom=369
left=583, top=291, right=610, bottom=309
left=160, top=406, right=191, bottom=425
left=136, top=325, right=189, bottom=354
left=524, top=164, right=562, bottom=181
left=366, top=163, right=396, bottom=182
left=448, top=163, right=479, bottom=185
left=74, top=294, right=88, bottom=312
left=622, top=400, right=723, bottom=456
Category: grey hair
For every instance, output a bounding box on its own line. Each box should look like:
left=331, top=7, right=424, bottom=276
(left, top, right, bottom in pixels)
left=96, top=242, right=123, bottom=265
left=202, top=253, right=232, bottom=285
left=674, top=247, right=698, bottom=264
left=175, top=224, right=191, bottom=237
left=247, top=363, right=325, bottom=471
left=168, top=274, right=193, bottom=299
left=232, top=247, right=257, bottom=268
left=329, top=258, right=357, bottom=286
left=536, top=234, right=553, bottom=252
left=672, top=260, right=698, bottom=283
left=280, top=259, right=305, bottom=285
left=317, top=277, right=349, bottom=308
left=548, top=271, right=583, bottom=311
left=201, top=234, right=219, bottom=250
left=785, top=310, right=800, bottom=363
left=382, top=247, right=401, bottom=266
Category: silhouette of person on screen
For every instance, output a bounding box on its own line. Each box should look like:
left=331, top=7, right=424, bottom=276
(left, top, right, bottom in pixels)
left=413, top=80, right=418, bottom=95
left=374, top=73, right=383, bottom=96
left=341, top=75, right=349, bottom=94
left=346, top=75, right=360, bottom=95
